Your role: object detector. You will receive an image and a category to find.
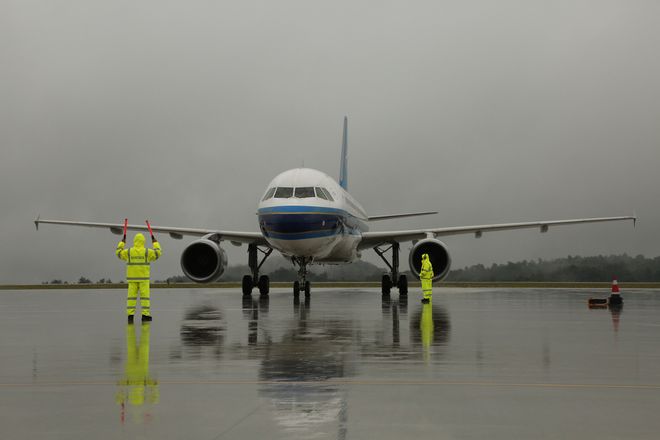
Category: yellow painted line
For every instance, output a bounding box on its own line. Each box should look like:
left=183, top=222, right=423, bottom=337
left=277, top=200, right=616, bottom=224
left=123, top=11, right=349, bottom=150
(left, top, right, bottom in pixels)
left=2, top=380, right=660, bottom=390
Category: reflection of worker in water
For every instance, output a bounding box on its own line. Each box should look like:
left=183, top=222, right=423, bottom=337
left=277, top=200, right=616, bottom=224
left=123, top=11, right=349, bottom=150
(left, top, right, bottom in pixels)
left=420, top=302, right=434, bottom=363
left=420, top=253, right=434, bottom=303
left=116, top=233, right=161, bottom=322
left=116, top=323, right=159, bottom=424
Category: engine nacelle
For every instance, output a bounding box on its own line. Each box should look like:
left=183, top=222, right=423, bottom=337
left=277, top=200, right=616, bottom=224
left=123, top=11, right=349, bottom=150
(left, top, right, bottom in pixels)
left=180, top=238, right=228, bottom=283
left=408, top=238, right=452, bottom=281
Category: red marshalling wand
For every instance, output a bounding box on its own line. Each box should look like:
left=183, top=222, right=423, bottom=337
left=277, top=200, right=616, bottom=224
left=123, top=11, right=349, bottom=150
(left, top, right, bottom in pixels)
left=122, top=218, right=128, bottom=242
left=145, top=220, right=156, bottom=242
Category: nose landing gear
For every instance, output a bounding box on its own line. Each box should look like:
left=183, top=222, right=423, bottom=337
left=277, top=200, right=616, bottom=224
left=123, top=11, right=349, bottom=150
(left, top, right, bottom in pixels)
left=292, top=257, right=312, bottom=298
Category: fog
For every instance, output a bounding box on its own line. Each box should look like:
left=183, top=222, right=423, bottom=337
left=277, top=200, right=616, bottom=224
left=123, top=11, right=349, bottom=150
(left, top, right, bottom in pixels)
left=2, top=0, right=657, bottom=283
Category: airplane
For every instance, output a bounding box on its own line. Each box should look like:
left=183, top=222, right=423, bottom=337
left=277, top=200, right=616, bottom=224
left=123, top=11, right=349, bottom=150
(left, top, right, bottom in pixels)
left=35, top=117, right=636, bottom=298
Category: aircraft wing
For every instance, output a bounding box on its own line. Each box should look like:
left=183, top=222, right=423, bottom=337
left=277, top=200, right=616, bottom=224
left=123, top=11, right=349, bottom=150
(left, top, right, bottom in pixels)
left=359, top=215, right=636, bottom=249
left=34, top=217, right=267, bottom=245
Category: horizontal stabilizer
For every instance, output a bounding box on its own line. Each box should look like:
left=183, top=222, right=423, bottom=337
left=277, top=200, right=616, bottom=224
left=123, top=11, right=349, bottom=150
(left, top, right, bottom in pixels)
left=368, top=211, right=438, bottom=221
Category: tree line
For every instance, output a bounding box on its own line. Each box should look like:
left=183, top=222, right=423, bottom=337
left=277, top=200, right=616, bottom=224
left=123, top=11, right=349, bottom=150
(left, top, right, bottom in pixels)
left=42, top=254, right=660, bottom=284
left=447, top=254, right=660, bottom=282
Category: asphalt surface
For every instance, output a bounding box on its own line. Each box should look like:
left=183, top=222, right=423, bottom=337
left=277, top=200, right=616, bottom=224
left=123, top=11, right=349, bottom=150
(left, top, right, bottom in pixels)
left=1, top=287, right=659, bottom=439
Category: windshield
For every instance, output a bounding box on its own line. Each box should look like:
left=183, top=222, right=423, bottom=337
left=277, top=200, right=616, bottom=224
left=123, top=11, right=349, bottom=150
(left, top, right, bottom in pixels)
left=315, top=187, right=328, bottom=200
left=319, top=187, right=334, bottom=201
left=262, top=187, right=276, bottom=201
left=294, top=187, right=315, bottom=198
left=274, top=187, right=293, bottom=198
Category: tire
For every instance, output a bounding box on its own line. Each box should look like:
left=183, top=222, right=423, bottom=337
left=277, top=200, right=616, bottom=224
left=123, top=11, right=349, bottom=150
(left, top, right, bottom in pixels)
left=397, top=274, right=408, bottom=295
left=381, top=274, right=392, bottom=295
left=293, top=280, right=300, bottom=297
left=304, top=281, right=311, bottom=297
left=258, top=275, right=270, bottom=296
left=242, top=275, right=253, bottom=295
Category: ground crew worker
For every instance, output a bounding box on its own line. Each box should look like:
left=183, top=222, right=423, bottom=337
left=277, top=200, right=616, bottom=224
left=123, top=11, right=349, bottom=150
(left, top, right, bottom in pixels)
left=116, top=233, right=161, bottom=322
left=420, top=253, right=434, bottom=303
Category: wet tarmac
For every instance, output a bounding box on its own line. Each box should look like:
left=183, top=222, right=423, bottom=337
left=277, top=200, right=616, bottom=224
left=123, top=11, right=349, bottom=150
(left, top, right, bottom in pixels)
left=1, top=287, right=660, bottom=439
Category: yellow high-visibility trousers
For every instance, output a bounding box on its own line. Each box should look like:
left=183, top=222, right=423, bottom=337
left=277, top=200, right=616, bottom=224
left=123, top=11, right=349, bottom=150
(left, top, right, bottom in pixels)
left=126, top=281, right=151, bottom=316
left=421, top=278, right=433, bottom=300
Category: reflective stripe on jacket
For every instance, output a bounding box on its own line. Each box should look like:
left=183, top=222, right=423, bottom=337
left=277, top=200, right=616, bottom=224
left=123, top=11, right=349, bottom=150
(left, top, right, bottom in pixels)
left=116, top=233, right=162, bottom=281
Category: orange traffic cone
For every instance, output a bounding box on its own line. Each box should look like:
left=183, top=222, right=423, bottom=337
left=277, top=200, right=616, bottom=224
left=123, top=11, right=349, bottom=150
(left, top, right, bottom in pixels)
left=608, top=277, right=623, bottom=306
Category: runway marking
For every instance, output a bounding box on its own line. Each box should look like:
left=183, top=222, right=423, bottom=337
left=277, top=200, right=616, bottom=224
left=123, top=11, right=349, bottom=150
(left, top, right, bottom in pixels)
left=2, top=380, right=660, bottom=390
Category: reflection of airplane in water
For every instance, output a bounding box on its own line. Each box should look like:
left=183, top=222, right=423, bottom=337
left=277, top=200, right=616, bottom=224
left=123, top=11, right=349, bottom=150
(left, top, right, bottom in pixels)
left=176, top=296, right=451, bottom=438
left=177, top=298, right=351, bottom=438
left=116, top=323, right=158, bottom=425
left=179, top=304, right=225, bottom=359
left=258, top=299, right=352, bottom=438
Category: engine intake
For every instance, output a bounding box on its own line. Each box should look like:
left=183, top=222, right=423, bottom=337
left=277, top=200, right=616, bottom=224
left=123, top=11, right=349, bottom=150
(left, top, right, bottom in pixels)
left=408, top=238, right=451, bottom=281
left=180, top=238, right=228, bottom=283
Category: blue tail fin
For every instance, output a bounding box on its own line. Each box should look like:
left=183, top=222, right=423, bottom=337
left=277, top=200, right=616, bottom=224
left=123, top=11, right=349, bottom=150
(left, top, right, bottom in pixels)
left=339, top=116, right=348, bottom=190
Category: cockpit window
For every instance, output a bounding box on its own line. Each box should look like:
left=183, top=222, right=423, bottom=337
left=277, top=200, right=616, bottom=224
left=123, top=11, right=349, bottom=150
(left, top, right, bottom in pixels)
left=262, top=187, right=276, bottom=201
left=294, top=187, right=315, bottom=198
left=319, top=187, right=334, bottom=201
left=274, top=187, right=293, bottom=198
left=315, top=187, right=328, bottom=200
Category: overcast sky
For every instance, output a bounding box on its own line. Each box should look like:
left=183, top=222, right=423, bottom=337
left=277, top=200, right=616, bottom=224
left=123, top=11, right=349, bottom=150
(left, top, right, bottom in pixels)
left=2, top=0, right=658, bottom=283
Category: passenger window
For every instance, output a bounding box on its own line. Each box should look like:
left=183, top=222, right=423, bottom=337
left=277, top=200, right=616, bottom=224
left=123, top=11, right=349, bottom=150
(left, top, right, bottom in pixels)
left=294, top=187, right=315, bottom=198
left=315, top=187, right=328, bottom=200
left=320, top=187, right=334, bottom=201
left=262, top=187, right=276, bottom=201
left=274, top=187, right=293, bottom=198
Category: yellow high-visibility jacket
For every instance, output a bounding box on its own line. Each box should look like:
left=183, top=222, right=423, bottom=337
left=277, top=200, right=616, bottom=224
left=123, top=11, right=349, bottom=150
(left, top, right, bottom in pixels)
left=116, top=233, right=162, bottom=281
left=420, top=254, right=434, bottom=280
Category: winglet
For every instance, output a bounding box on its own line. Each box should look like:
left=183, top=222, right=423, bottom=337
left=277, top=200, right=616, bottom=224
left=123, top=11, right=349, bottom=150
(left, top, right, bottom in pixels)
left=339, top=116, right=348, bottom=190
left=34, top=214, right=40, bottom=231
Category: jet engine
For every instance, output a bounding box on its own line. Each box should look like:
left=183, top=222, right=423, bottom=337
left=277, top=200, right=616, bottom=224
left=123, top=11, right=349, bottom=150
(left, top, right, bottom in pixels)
left=408, top=238, right=451, bottom=281
left=180, top=237, right=228, bottom=283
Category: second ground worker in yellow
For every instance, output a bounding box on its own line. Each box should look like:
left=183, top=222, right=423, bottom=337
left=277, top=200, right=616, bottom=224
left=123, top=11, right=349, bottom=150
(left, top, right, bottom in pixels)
left=420, top=253, right=434, bottom=303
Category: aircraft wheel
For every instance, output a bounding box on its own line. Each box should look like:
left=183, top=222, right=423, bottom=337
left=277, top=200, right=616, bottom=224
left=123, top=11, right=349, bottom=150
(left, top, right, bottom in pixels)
left=381, top=274, right=392, bottom=295
left=304, top=281, right=311, bottom=297
left=293, top=280, right=300, bottom=297
left=258, top=275, right=270, bottom=296
left=397, top=275, right=408, bottom=295
left=242, top=275, right=253, bottom=296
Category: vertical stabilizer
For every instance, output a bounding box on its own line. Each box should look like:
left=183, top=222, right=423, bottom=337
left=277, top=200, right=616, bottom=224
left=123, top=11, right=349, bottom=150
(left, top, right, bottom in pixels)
left=339, top=116, right=348, bottom=190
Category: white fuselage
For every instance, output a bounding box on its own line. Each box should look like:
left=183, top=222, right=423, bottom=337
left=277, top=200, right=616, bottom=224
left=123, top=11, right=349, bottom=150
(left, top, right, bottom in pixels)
left=257, top=168, right=368, bottom=263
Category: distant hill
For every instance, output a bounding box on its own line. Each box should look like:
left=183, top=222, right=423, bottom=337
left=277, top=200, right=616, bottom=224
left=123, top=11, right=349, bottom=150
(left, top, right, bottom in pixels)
left=447, top=254, right=660, bottom=282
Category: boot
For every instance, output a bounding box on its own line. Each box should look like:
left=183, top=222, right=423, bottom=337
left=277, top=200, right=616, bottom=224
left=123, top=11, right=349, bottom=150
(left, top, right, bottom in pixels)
left=142, top=315, right=153, bottom=322
left=421, top=298, right=430, bottom=304
left=127, top=315, right=134, bottom=323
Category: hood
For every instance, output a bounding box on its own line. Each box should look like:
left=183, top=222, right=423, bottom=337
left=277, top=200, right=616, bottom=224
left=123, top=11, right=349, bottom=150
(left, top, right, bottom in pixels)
left=422, top=253, right=429, bottom=261
left=133, top=233, right=145, bottom=248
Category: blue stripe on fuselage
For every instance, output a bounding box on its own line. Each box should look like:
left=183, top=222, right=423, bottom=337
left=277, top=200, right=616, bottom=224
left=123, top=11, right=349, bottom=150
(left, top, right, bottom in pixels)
left=258, top=205, right=365, bottom=241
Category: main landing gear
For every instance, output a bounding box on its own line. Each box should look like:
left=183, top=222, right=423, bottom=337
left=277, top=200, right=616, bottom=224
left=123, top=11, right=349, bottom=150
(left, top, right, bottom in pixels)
left=292, top=257, right=312, bottom=298
left=242, top=244, right=273, bottom=297
left=374, top=242, right=408, bottom=297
